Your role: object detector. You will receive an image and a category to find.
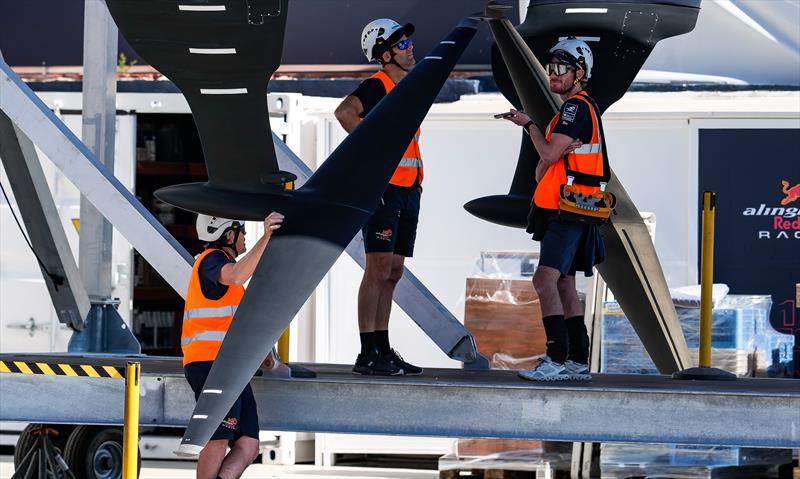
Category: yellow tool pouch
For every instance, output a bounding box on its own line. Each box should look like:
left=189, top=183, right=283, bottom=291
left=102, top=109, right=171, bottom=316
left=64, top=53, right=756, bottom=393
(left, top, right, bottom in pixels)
left=558, top=180, right=616, bottom=225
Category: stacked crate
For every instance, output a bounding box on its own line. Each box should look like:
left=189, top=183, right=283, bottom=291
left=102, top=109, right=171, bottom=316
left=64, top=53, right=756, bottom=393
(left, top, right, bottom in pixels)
left=599, top=294, right=795, bottom=477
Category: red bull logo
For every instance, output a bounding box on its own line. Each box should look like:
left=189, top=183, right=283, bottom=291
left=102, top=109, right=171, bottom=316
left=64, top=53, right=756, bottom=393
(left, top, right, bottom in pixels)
left=781, top=180, right=800, bottom=205
left=375, top=228, right=393, bottom=241
left=740, top=180, right=800, bottom=240
left=222, top=417, right=238, bottom=429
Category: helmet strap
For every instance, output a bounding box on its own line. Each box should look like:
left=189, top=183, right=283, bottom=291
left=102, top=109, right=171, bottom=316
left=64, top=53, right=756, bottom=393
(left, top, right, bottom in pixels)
left=386, top=50, right=409, bottom=72
left=209, top=228, right=240, bottom=256
left=230, top=228, right=243, bottom=256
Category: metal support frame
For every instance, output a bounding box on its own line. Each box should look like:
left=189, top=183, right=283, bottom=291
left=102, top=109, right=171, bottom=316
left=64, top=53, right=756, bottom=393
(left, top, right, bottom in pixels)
left=0, top=110, right=90, bottom=330
left=2, top=362, right=797, bottom=449
left=78, top=0, right=119, bottom=298
left=272, top=135, right=488, bottom=367
left=0, top=58, right=194, bottom=298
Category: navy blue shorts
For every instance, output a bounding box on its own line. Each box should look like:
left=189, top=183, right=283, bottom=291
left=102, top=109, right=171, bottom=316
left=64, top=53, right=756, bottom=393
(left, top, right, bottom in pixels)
left=538, top=216, right=604, bottom=277
left=362, top=184, right=421, bottom=257
left=184, top=361, right=259, bottom=442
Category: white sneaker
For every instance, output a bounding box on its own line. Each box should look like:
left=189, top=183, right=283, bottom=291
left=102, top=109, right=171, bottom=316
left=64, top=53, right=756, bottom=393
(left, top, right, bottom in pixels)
left=564, top=360, right=592, bottom=381
left=517, top=356, right=569, bottom=381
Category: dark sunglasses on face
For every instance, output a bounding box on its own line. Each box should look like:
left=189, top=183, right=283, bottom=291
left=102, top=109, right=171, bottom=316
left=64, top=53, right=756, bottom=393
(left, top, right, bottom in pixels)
left=392, top=38, right=413, bottom=51
left=546, top=63, right=574, bottom=76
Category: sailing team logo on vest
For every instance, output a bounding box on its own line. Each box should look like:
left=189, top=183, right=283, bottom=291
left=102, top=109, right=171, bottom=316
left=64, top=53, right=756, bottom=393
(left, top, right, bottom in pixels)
left=741, top=180, right=800, bottom=240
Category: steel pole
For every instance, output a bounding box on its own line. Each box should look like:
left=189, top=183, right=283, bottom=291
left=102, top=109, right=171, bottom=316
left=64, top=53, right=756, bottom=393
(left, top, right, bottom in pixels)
left=673, top=192, right=734, bottom=380
left=122, top=361, right=140, bottom=479
left=699, top=191, right=715, bottom=368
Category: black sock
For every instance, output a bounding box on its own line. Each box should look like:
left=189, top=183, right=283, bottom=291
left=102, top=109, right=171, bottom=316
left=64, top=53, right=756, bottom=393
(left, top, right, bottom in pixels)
left=359, top=332, right=376, bottom=355
left=374, top=330, right=391, bottom=354
left=566, top=315, right=590, bottom=364
left=541, top=315, right=568, bottom=364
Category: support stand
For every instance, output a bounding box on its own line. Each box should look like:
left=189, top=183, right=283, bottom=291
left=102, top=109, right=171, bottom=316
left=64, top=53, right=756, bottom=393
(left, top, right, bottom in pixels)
left=68, top=299, right=141, bottom=354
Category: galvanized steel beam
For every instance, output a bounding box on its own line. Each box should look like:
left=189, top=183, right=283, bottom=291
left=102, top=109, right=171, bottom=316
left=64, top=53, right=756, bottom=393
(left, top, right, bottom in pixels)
left=2, top=364, right=797, bottom=449
left=78, top=0, right=119, bottom=298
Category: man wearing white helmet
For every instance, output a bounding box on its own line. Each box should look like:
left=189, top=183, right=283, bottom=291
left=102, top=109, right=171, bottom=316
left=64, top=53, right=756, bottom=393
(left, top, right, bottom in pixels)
left=504, top=37, right=607, bottom=382
left=334, top=18, right=423, bottom=376
left=182, top=212, right=283, bottom=479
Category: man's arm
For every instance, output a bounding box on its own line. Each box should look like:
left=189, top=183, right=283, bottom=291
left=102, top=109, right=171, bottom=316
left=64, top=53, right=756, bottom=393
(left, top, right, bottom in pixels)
left=334, top=96, right=364, bottom=134
left=505, top=109, right=579, bottom=166
left=535, top=160, right=549, bottom=182
left=218, top=212, right=284, bottom=285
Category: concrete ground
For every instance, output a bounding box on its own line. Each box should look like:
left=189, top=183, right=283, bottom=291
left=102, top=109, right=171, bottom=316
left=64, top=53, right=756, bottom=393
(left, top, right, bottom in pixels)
left=0, top=455, right=439, bottom=479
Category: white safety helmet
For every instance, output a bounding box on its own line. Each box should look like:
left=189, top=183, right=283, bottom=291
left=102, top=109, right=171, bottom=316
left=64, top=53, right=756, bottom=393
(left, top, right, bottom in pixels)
left=196, top=214, right=245, bottom=243
left=550, top=37, right=593, bottom=80
left=361, top=18, right=415, bottom=62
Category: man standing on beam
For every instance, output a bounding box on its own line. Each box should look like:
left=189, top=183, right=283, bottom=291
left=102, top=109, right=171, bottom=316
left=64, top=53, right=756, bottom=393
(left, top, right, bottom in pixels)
left=335, top=18, right=424, bottom=376
left=504, top=38, right=606, bottom=381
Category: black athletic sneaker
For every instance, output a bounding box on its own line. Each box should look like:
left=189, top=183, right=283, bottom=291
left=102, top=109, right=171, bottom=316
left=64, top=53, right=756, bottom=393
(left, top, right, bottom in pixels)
left=382, top=349, right=423, bottom=376
left=352, top=349, right=402, bottom=376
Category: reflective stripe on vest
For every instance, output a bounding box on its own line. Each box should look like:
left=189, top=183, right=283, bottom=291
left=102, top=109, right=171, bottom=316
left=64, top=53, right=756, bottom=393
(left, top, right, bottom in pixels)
left=370, top=70, right=424, bottom=187
left=183, top=305, right=238, bottom=322
left=181, top=248, right=244, bottom=365
left=181, top=330, right=226, bottom=346
left=533, top=92, right=604, bottom=210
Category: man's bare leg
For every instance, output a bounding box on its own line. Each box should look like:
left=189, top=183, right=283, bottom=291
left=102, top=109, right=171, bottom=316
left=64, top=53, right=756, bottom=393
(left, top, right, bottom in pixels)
left=556, top=275, right=582, bottom=318
left=374, top=254, right=405, bottom=331
left=217, top=436, right=259, bottom=479
left=533, top=265, right=565, bottom=316
left=197, top=439, right=227, bottom=479
left=531, top=265, right=569, bottom=365
left=357, top=252, right=394, bottom=333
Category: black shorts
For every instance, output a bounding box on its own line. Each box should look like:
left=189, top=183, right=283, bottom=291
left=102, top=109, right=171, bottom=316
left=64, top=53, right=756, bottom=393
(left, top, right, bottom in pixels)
left=362, top=184, right=421, bottom=257
left=537, top=215, right=605, bottom=277
left=184, top=361, right=259, bottom=443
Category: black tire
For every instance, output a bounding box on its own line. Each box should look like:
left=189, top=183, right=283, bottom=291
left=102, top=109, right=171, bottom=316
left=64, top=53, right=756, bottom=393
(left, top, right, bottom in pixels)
left=13, top=423, right=76, bottom=478
left=64, top=426, right=140, bottom=479
left=12, top=423, right=39, bottom=469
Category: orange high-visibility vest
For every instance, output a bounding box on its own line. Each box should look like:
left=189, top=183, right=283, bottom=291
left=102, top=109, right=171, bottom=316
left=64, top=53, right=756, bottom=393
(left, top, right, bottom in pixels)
left=181, top=248, right=244, bottom=365
left=370, top=70, right=424, bottom=187
left=533, top=92, right=605, bottom=210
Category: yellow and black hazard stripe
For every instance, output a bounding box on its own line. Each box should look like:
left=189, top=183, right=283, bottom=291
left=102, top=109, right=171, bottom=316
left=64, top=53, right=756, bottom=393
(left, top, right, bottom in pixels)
left=0, top=360, right=125, bottom=379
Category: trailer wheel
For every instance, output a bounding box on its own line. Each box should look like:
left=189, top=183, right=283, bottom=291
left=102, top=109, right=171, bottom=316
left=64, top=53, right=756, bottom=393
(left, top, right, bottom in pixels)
left=64, top=425, right=140, bottom=479
left=13, top=423, right=75, bottom=475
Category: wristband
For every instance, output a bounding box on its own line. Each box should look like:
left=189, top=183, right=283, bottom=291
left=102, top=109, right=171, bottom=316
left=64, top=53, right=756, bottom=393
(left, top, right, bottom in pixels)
left=523, top=120, right=536, bottom=134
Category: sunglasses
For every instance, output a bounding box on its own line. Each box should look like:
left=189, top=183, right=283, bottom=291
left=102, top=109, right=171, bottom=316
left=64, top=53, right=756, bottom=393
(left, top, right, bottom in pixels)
left=546, top=63, right=574, bottom=76
left=392, top=38, right=413, bottom=51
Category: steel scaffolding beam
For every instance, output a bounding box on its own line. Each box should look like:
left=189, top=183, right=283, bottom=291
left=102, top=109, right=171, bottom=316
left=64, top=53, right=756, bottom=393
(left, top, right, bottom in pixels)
left=1, top=358, right=797, bottom=449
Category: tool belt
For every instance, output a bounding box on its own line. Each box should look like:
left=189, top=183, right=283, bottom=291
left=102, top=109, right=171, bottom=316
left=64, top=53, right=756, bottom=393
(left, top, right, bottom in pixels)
left=557, top=93, right=616, bottom=225
left=558, top=179, right=616, bottom=225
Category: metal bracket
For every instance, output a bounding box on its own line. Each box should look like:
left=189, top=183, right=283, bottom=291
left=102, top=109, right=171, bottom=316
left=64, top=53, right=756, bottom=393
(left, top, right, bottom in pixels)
left=68, top=299, right=141, bottom=354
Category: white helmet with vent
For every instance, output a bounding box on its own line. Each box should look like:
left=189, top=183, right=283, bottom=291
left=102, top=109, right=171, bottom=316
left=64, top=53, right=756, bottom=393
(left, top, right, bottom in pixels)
left=550, top=37, right=594, bottom=80
left=196, top=214, right=244, bottom=242
left=361, top=18, right=415, bottom=62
